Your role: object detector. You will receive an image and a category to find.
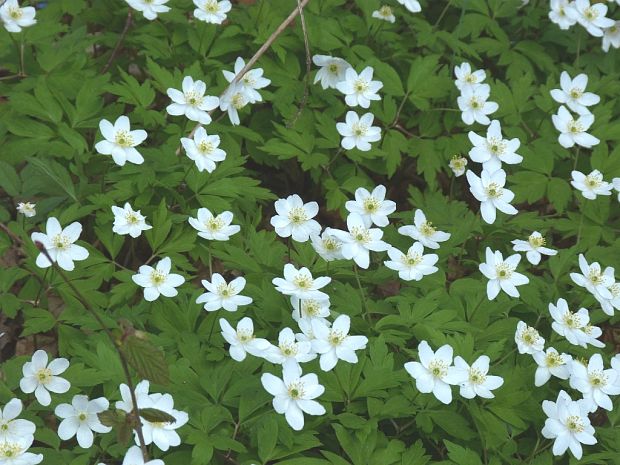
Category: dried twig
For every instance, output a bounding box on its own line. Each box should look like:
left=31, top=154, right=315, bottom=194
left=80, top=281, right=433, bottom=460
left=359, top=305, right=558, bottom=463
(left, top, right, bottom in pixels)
left=286, top=0, right=312, bottom=128
left=101, top=10, right=133, bottom=74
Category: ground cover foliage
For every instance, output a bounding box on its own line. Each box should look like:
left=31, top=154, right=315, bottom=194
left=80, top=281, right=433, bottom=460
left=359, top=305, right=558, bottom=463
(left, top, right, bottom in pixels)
left=1, top=0, right=620, bottom=464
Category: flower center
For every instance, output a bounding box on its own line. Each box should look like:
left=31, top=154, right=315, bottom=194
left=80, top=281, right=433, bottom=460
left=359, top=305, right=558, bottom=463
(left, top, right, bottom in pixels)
left=569, top=88, right=583, bottom=99
left=545, top=351, right=564, bottom=367
left=205, top=216, right=224, bottom=232
left=231, top=93, right=246, bottom=109
left=589, top=370, right=607, bottom=387
left=583, top=325, right=595, bottom=335
left=185, top=91, right=203, bottom=106
left=115, top=130, right=134, bottom=147
left=204, top=0, right=219, bottom=12
left=520, top=327, right=540, bottom=345
left=52, top=234, right=71, bottom=250
left=287, top=381, right=305, bottom=400
left=78, top=413, right=87, bottom=422
left=585, top=175, right=602, bottom=189
left=402, top=252, right=422, bottom=267
left=280, top=342, right=298, bottom=357
left=293, top=275, right=313, bottom=290
left=468, top=368, right=487, bottom=385
left=352, top=122, right=369, bottom=137
left=328, top=63, right=339, bottom=74
left=568, top=120, right=583, bottom=134
left=609, top=283, right=620, bottom=297
left=323, top=238, right=340, bottom=252
left=562, top=311, right=583, bottom=329
left=465, top=74, right=477, bottom=84
left=0, top=424, right=8, bottom=431
left=126, top=212, right=140, bottom=225
left=198, top=140, right=215, bottom=154
left=288, top=207, right=309, bottom=225
left=354, top=79, right=369, bottom=93
left=428, top=360, right=448, bottom=379
left=587, top=268, right=603, bottom=285
left=566, top=415, right=585, bottom=433
left=487, top=137, right=506, bottom=155
left=36, top=367, right=53, bottom=384
left=8, top=8, right=23, bottom=19
left=216, top=283, right=235, bottom=297
left=150, top=270, right=167, bottom=286
left=528, top=234, right=546, bottom=248
left=363, top=197, right=379, bottom=213
left=379, top=6, right=392, bottom=17
left=584, top=7, right=598, bottom=21
left=420, top=221, right=436, bottom=237
left=495, top=263, right=513, bottom=280
left=0, top=442, right=22, bottom=459
left=328, top=330, right=345, bottom=346
left=237, top=329, right=254, bottom=343
left=485, top=182, right=503, bottom=199
left=350, top=226, right=370, bottom=244
left=469, top=97, right=481, bottom=109
left=301, top=300, right=321, bottom=317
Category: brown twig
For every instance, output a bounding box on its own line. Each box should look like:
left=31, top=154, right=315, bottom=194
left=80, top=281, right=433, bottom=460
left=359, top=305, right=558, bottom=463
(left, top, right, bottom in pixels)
left=101, top=10, right=133, bottom=74
left=176, top=0, right=312, bottom=155
left=286, top=0, right=312, bottom=128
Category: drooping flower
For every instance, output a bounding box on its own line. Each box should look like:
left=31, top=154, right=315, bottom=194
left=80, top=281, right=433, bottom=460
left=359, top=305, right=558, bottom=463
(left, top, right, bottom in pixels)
left=449, top=155, right=468, bottom=176
left=336, top=111, right=381, bottom=151
left=567, top=0, right=614, bottom=37
left=384, top=242, right=439, bottom=281
left=55, top=395, right=111, bottom=448
left=515, top=321, right=545, bottom=354
left=336, top=67, right=383, bottom=108
left=261, top=363, right=326, bottom=431
left=344, top=185, right=396, bottom=227
left=457, top=84, right=498, bottom=125
left=467, top=120, right=522, bottom=171
left=552, top=106, right=599, bottom=149
left=328, top=213, right=390, bottom=269
left=371, top=5, right=395, bottom=23
left=532, top=348, right=572, bottom=387
left=398, top=209, right=451, bottom=249
left=479, top=248, right=529, bottom=300
left=594, top=281, right=620, bottom=316
left=196, top=273, right=252, bottom=312
left=602, top=21, right=620, bottom=52
left=466, top=169, right=518, bottom=224
left=219, top=317, right=271, bottom=362
left=19, top=350, right=70, bottom=407
left=453, top=63, right=486, bottom=92
left=452, top=355, right=504, bottom=399
left=569, top=354, right=620, bottom=412
left=111, top=203, right=152, bottom=238
left=511, top=231, right=557, bottom=265
left=95, top=116, right=147, bottom=166
left=570, top=169, right=613, bottom=199
left=0, top=0, right=36, bottom=33
left=0, top=399, right=35, bottom=443
left=132, top=257, right=185, bottom=302
left=550, top=72, right=600, bottom=115
left=312, top=55, right=352, bottom=90
left=311, top=315, right=368, bottom=371
left=166, top=76, right=220, bottom=125
left=270, top=194, right=321, bottom=242
left=31, top=217, right=89, bottom=271
left=16, top=202, right=35, bottom=218
left=193, top=0, right=231, bottom=24
left=125, top=0, right=171, bottom=21
left=188, top=208, right=240, bottom=241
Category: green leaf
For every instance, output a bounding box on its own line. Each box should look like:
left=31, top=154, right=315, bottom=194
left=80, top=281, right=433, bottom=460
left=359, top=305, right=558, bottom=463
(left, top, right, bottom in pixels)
left=122, top=335, right=170, bottom=385
left=28, top=157, right=78, bottom=202
left=0, top=161, right=21, bottom=196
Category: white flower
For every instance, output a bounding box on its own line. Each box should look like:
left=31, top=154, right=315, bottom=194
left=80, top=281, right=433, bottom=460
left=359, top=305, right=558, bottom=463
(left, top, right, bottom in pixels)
left=570, top=254, right=614, bottom=299
left=261, top=363, right=326, bottom=431
left=336, top=67, right=383, bottom=108
left=31, top=217, right=89, bottom=271
left=0, top=399, right=35, bottom=443
left=125, top=0, right=170, bottom=20
left=181, top=126, right=226, bottom=173
left=311, top=315, right=368, bottom=371
left=452, top=355, right=504, bottom=399
left=116, top=380, right=150, bottom=414
left=111, top=203, right=152, bottom=238
left=466, top=169, right=518, bottom=224
left=188, top=208, right=239, bottom=241
left=397, top=0, right=421, bottom=13
left=550, top=72, right=600, bottom=115
left=219, top=317, right=270, bottom=362
left=344, top=185, right=396, bottom=227
left=0, top=436, right=42, bottom=465
left=449, top=155, right=468, bottom=177
left=372, top=5, right=395, bottom=23
left=614, top=177, right=620, bottom=201
left=549, top=298, right=604, bottom=348
left=132, top=257, right=185, bottom=302
left=222, top=57, right=270, bottom=104
left=467, top=120, right=522, bottom=171
left=138, top=393, right=188, bottom=451
left=312, top=55, right=351, bottom=90
left=264, top=327, right=315, bottom=366
left=594, top=281, right=620, bottom=316
left=549, top=0, right=577, bottom=30
left=19, top=350, right=70, bottom=407
left=569, top=354, right=620, bottom=412
left=384, top=243, right=438, bottom=281
left=166, top=76, right=219, bottom=125
left=454, top=62, right=486, bottom=92
left=404, top=340, right=460, bottom=405
left=457, top=84, right=498, bottom=125
left=0, top=0, right=36, bottom=33
left=95, top=116, right=147, bottom=166
left=612, top=355, right=620, bottom=388
left=329, top=213, right=390, bottom=269
left=567, top=0, right=614, bottom=37
left=570, top=169, right=612, bottom=199
left=511, top=231, right=557, bottom=265
left=336, top=111, right=381, bottom=151
left=196, top=273, right=252, bottom=312
left=514, top=321, right=545, bottom=354
left=479, top=248, right=529, bottom=300
left=310, top=230, right=344, bottom=261
left=16, top=202, right=35, bottom=218
left=602, top=21, right=620, bottom=52
left=542, top=390, right=597, bottom=459
left=292, top=298, right=331, bottom=323
left=193, top=0, right=231, bottom=24
left=270, top=194, right=321, bottom=242
left=219, top=85, right=248, bottom=126
left=398, top=209, right=451, bottom=249
left=122, top=446, right=164, bottom=465
left=552, top=106, right=599, bottom=149
left=532, top=348, right=572, bottom=387
left=55, top=395, right=111, bottom=448
left=272, top=264, right=331, bottom=303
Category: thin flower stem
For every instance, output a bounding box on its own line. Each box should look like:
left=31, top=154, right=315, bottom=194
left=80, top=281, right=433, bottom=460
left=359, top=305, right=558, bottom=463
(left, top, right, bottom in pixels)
left=573, top=147, right=581, bottom=170
left=287, top=0, right=312, bottom=128
left=433, top=0, right=452, bottom=28
left=101, top=10, right=133, bottom=74
left=576, top=208, right=585, bottom=246
left=353, top=264, right=369, bottom=321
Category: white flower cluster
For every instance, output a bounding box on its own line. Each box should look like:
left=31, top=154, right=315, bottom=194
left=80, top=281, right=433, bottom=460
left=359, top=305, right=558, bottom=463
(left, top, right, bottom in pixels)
left=125, top=0, right=232, bottom=24
left=371, top=1, right=422, bottom=23
left=0, top=398, right=40, bottom=465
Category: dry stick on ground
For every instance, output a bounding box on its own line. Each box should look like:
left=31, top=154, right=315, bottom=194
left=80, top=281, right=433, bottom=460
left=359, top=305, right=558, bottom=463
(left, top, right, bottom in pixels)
left=175, top=0, right=312, bottom=155
left=101, top=10, right=134, bottom=74
left=286, top=0, right=312, bottom=128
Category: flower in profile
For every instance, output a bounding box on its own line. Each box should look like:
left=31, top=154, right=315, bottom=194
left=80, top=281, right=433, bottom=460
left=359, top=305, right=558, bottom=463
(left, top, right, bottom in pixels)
left=569, top=353, right=620, bottom=412
left=311, top=315, right=368, bottom=371
left=594, top=281, right=620, bottom=316
left=372, top=5, right=395, bottom=23
left=398, top=209, right=451, bottom=249
left=223, top=57, right=270, bottom=104
left=95, top=116, right=147, bottom=166
left=336, top=111, right=381, bottom=151
left=532, top=348, right=572, bottom=387
left=312, top=55, right=351, bottom=89
left=466, top=169, right=517, bottom=224
left=181, top=127, right=226, bottom=173
left=397, top=0, right=421, bottom=13
left=550, top=72, right=600, bottom=115
left=541, top=390, right=596, bottom=459
left=310, top=230, right=344, bottom=261
left=549, top=0, right=577, bottom=30
left=570, top=254, right=614, bottom=298
left=55, top=395, right=111, bottom=448
left=0, top=0, right=36, bottom=33
left=479, top=248, right=529, bottom=300
left=449, top=155, right=468, bottom=176
left=468, top=120, right=522, bottom=171
left=457, top=84, right=498, bottom=125
left=125, top=0, right=171, bottom=21
left=270, top=194, right=321, bottom=242
left=132, top=257, right=185, bottom=302
left=515, top=321, right=545, bottom=354
left=188, top=208, right=240, bottom=241
left=220, top=317, right=270, bottom=362
left=549, top=298, right=604, bottom=348
left=344, top=185, right=396, bottom=227
left=193, top=0, right=231, bottom=24
left=384, top=242, right=438, bottom=281
left=111, top=203, right=152, bottom=238
left=336, top=67, right=383, bottom=108
left=454, top=62, right=486, bottom=92
left=567, top=0, right=614, bottom=37
left=19, top=350, right=70, bottom=406
left=261, top=363, right=326, bottom=431
left=196, top=273, right=252, bottom=312
left=0, top=435, right=42, bottom=465
left=328, top=213, right=390, bottom=269
left=0, top=399, right=35, bottom=443
left=166, top=76, right=219, bottom=124
left=404, top=340, right=460, bottom=404
left=452, top=355, right=504, bottom=399
left=264, top=327, right=315, bottom=367
left=602, top=21, right=620, bottom=52
left=570, top=169, right=612, bottom=199
left=552, top=106, right=599, bottom=149
left=511, top=231, right=557, bottom=265
left=219, top=85, right=248, bottom=125
left=31, top=217, right=89, bottom=271
left=16, top=202, right=35, bottom=218
left=121, top=446, right=164, bottom=465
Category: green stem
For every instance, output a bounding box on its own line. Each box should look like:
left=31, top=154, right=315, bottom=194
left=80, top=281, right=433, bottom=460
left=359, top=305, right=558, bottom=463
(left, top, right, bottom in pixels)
left=353, top=264, right=369, bottom=321
left=433, top=0, right=452, bottom=28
